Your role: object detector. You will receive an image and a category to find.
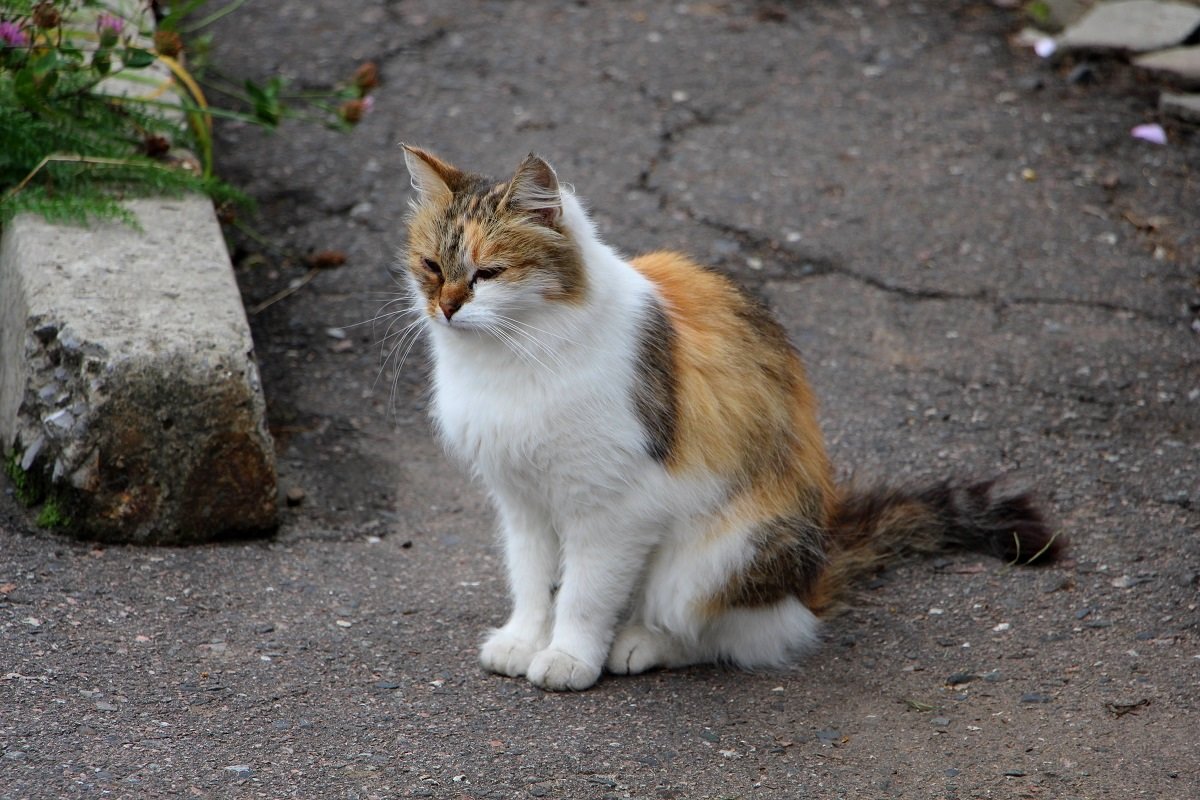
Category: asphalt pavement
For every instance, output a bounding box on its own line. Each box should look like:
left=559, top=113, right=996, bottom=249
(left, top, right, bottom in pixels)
left=2, top=2, right=1198, bottom=798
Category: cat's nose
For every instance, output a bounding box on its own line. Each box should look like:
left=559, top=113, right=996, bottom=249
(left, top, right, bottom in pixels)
left=439, top=299, right=461, bottom=320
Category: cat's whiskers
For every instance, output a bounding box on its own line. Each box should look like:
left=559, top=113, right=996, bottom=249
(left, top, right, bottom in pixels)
left=490, top=316, right=569, bottom=370
left=377, top=307, right=424, bottom=348
left=491, top=314, right=576, bottom=344
left=374, top=314, right=429, bottom=411
left=484, top=321, right=556, bottom=374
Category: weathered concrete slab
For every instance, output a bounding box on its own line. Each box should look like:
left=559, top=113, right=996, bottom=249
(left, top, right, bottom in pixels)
left=1038, top=0, right=1092, bottom=31
left=1135, top=46, right=1200, bottom=84
left=0, top=196, right=277, bottom=543
left=1160, top=90, right=1200, bottom=120
left=1058, top=0, right=1200, bottom=53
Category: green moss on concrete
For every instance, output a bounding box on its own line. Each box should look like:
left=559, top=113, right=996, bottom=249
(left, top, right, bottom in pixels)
left=4, top=451, right=73, bottom=530
left=3, top=452, right=43, bottom=506
left=35, top=498, right=73, bottom=530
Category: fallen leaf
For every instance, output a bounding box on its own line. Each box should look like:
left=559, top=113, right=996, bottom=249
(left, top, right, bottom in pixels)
left=1105, top=699, right=1151, bottom=717
left=307, top=250, right=348, bottom=269
left=1121, top=209, right=1169, bottom=231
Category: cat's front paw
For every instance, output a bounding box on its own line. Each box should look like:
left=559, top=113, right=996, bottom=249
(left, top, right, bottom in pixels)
left=480, top=628, right=542, bottom=677
left=526, top=648, right=602, bottom=691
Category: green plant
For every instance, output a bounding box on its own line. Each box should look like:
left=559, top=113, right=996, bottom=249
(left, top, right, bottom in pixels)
left=0, top=1, right=377, bottom=225
left=5, top=451, right=72, bottom=528
left=35, top=496, right=72, bottom=529
left=4, top=451, right=43, bottom=506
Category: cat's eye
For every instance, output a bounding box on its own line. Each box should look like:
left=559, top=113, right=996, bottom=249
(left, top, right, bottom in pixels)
left=421, top=257, right=442, bottom=276
left=472, top=266, right=505, bottom=285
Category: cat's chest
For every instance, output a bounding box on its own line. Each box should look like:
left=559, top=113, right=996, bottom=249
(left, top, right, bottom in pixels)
left=430, top=348, right=641, bottom=474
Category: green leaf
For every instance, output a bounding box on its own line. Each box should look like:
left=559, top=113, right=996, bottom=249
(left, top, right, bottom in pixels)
left=156, top=0, right=210, bottom=33
left=92, top=49, right=111, bottom=77
left=37, top=69, right=57, bottom=96
left=13, top=68, right=39, bottom=107
left=122, top=48, right=156, bottom=69
left=58, top=45, right=84, bottom=64
left=244, top=77, right=284, bottom=127
left=29, top=50, right=60, bottom=76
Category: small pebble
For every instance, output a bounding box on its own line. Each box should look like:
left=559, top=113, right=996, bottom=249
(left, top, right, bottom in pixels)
left=931, top=717, right=950, bottom=727
left=1021, top=692, right=1052, bottom=704
left=1067, top=63, right=1095, bottom=85
left=1004, top=769, right=1027, bottom=777
left=944, top=768, right=960, bottom=778
left=1075, top=607, right=1092, bottom=620
left=1042, top=575, right=1070, bottom=593
left=946, top=672, right=976, bottom=686
left=286, top=487, right=306, bottom=507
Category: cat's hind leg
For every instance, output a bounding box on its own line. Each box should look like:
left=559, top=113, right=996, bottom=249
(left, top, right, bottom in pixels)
left=607, top=521, right=823, bottom=674
left=696, top=597, right=821, bottom=669
left=608, top=598, right=820, bottom=674
left=606, top=533, right=744, bottom=675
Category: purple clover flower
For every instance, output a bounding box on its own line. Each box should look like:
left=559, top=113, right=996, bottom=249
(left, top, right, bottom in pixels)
left=0, top=20, right=29, bottom=48
left=96, top=13, right=124, bottom=36
left=96, top=13, right=124, bottom=46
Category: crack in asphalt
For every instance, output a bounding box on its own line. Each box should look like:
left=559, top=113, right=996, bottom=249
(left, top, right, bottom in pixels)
left=621, top=84, right=1187, bottom=332
left=687, top=212, right=1181, bottom=328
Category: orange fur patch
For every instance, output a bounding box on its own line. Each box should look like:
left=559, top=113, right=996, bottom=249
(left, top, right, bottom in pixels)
left=630, top=251, right=833, bottom=513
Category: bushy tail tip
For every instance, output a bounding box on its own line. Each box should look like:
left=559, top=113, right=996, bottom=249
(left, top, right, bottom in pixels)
left=813, top=479, right=1066, bottom=611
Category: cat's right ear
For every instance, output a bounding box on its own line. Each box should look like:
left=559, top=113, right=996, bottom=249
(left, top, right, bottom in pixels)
left=402, top=145, right=458, bottom=205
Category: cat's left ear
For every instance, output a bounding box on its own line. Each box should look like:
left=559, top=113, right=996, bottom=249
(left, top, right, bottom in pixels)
left=501, top=153, right=562, bottom=227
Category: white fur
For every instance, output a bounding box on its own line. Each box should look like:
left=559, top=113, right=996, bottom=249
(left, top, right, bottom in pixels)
left=413, top=190, right=819, bottom=690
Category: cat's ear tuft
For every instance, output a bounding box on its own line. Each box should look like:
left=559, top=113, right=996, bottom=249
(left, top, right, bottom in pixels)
left=402, top=144, right=459, bottom=205
left=502, top=153, right=562, bottom=227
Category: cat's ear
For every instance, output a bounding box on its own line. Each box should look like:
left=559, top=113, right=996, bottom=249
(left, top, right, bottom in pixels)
left=501, top=153, right=562, bottom=227
left=402, top=144, right=459, bottom=205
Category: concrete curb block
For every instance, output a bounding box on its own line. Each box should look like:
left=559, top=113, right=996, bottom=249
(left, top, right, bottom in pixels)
left=0, top=196, right=278, bottom=544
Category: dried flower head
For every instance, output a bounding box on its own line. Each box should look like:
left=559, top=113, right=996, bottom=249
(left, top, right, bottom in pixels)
left=32, top=2, right=62, bottom=30
left=143, top=134, right=171, bottom=159
left=354, top=62, right=379, bottom=94
left=153, top=29, right=183, bottom=58
left=0, top=20, right=29, bottom=48
left=339, top=96, right=374, bottom=125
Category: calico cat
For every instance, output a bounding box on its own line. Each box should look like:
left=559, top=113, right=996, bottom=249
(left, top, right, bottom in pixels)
left=396, top=145, right=1064, bottom=691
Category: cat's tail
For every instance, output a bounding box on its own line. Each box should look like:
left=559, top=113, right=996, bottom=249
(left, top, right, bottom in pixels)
left=811, top=479, right=1065, bottom=613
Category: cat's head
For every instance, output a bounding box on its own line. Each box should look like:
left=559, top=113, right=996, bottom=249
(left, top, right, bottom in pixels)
left=401, top=146, right=586, bottom=330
